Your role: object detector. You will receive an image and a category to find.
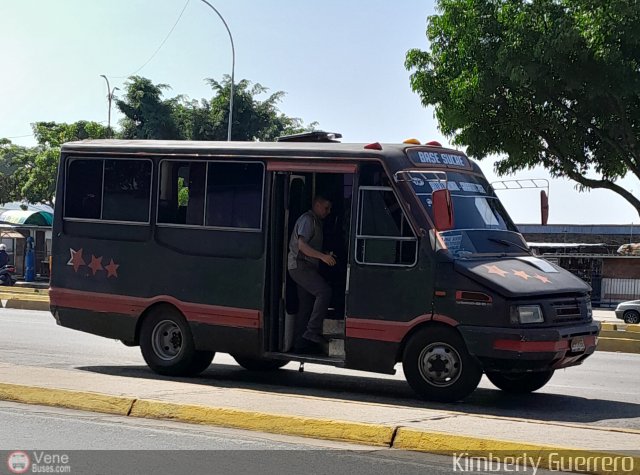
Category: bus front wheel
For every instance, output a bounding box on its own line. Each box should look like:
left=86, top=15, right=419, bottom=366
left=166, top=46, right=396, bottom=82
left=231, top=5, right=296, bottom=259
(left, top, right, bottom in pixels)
left=486, top=370, right=554, bottom=393
left=233, top=356, right=290, bottom=371
left=140, top=306, right=214, bottom=377
left=403, top=327, right=482, bottom=402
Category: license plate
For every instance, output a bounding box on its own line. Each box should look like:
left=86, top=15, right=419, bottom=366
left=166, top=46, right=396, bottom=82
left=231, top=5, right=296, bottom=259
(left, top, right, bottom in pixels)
left=571, top=337, right=586, bottom=352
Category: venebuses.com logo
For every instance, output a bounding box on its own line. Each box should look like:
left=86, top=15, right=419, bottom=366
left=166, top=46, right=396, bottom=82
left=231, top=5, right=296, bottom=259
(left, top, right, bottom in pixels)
left=6, top=451, right=30, bottom=474
left=6, top=451, right=71, bottom=474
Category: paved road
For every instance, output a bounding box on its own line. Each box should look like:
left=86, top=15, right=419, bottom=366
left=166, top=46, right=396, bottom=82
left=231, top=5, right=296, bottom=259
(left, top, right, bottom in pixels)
left=0, top=401, right=569, bottom=475
left=2, top=309, right=640, bottom=431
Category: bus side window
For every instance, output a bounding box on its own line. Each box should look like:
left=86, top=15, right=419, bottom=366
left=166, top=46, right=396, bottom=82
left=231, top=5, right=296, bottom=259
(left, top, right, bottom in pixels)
left=356, top=187, right=417, bottom=266
left=158, top=161, right=204, bottom=226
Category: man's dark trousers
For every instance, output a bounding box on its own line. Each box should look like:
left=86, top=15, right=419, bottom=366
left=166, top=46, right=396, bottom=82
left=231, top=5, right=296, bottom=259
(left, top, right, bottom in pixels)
left=289, top=260, right=332, bottom=344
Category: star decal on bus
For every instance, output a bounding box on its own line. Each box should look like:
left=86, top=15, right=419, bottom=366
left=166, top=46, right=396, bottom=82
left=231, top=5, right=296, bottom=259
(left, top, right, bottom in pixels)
left=67, top=248, right=86, bottom=272
left=105, top=259, right=120, bottom=278
left=483, top=265, right=508, bottom=277
left=88, top=255, right=104, bottom=275
left=512, top=270, right=530, bottom=280
left=533, top=274, right=551, bottom=284
left=67, top=248, right=119, bottom=278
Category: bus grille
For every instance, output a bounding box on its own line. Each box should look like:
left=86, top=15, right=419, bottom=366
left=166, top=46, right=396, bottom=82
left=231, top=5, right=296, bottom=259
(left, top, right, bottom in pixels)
left=551, top=302, right=584, bottom=324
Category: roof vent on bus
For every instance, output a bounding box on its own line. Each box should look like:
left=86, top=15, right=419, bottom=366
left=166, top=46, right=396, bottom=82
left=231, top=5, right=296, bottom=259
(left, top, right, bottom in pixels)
left=276, top=131, right=342, bottom=143
left=426, top=140, right=442, bottom=147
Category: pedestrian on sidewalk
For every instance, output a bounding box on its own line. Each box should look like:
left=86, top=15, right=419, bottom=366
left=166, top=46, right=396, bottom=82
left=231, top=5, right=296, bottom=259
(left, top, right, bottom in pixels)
left=0, top=244, right=9, bottom=267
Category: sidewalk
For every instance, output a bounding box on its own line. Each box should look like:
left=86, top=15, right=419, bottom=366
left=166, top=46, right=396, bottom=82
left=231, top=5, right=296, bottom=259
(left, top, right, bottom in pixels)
left=0, top=361, right=638, bottom=473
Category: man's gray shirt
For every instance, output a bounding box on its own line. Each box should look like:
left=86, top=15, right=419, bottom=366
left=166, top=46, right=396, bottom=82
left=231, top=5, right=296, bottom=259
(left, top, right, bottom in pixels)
left=287, top=211, right=323, bottom=270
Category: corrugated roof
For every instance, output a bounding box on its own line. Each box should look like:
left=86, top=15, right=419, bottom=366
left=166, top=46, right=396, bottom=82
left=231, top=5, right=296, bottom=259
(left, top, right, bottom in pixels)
left=0, top=210, right=53, bottom=226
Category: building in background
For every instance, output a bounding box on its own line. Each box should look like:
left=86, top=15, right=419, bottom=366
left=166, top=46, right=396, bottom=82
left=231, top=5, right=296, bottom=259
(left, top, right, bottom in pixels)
left=0, top=203, right=53, bottom=280
left=520, top=224, right=640, bottom=307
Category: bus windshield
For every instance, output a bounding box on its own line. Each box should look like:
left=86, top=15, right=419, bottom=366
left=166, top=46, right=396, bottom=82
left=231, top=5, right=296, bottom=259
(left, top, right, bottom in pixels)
left=402, top=171, right=528, bottom=257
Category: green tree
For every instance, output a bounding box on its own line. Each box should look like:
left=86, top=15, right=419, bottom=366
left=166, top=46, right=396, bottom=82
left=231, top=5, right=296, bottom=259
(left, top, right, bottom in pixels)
left=118, top=75, right=314, bottom=141
left=174, top=76, right=311, bottom=141
left=406, top=0, right=640, bottom=217
left=0, top=139, right=26, bottom=205
left=1, top=121, right=109, bottom=206
left=115, top=76, right=181, bottom=140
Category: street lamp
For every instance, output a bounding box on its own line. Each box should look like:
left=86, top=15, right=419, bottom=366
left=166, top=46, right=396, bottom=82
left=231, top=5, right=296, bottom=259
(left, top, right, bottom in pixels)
left=100, top=75, right=119, bottom=138
left=199, top=0, right=235, bottom=141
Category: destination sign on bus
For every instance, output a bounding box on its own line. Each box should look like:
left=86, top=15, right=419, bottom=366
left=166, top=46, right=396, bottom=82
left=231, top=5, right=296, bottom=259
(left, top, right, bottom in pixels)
left=407, top=149, right=471, bottom=169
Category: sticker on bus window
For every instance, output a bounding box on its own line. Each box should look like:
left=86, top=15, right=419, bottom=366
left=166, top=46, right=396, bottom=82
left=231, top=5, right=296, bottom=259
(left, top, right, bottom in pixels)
left=442, top=233, right=462, bottom=251
left=459, top=182, right=486, bottom=194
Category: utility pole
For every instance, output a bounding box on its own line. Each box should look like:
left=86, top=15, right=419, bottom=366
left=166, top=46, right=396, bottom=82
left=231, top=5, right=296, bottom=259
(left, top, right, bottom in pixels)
left=199, top=0, right=235, bottom=141
left=100, top=75, right=119, bottom=138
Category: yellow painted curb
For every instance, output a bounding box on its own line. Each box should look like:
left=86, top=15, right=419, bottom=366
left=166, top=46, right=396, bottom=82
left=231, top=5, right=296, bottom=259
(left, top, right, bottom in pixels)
left=602, top=323, right=640, bottom=333
left=130, top=399, right=394, bottom=446
left=600, top=330, right=640, bottom=341
left=0, top=383, right=134, bottom=415
left=394, top=428, right=640, bottom=475
left=0, top=287, right=49, bottom=295
left=597, top=337, right=640, bottom=354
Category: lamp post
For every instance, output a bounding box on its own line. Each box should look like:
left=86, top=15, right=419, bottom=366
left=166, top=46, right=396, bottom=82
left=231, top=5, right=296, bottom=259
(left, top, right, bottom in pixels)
left=100, top=75, right=119, bottom=138
left=199, top=0, right=235, bottom=141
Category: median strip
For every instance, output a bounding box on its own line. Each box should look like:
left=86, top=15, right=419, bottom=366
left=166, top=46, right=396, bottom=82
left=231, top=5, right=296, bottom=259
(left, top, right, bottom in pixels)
left=0, top=382, right=637, bottom=474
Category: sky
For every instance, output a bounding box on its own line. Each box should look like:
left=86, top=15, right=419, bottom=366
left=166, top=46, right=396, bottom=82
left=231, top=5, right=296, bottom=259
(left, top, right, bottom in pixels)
left=1, top=0, right=638, bottom=225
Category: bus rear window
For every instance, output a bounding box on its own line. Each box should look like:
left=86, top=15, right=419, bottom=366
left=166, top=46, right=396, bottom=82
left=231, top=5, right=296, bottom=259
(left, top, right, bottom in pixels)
left=64, top=158, right=151, bottom=223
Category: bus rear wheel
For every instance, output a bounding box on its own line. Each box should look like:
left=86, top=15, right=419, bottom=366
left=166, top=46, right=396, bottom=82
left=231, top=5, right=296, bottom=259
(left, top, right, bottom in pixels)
left=486, top=370, right=554, bottom=393
left=233, top=356, right=290, bottom=371
left=403, top=327, right=482, bottom=402
left=140, top=306, right=214, bottom=377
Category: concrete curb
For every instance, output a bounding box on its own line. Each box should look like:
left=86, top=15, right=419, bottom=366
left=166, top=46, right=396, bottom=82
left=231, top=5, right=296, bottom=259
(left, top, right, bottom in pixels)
left=0, top=383, right=133, bottom=415
left=0, top=382, right=637, bottom=474
left=130, top=399, right=394, bottom=446
left=2, top=299, right=50, bottom=311
left=597, top=337, right=640, bottom=354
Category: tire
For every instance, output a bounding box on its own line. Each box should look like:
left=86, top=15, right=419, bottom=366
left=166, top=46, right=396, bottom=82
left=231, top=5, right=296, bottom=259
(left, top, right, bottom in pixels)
left=402, top=326, right=482, bottom=402
left=486, top=370, right=554, bottom=393
left=623, top=310, right=640, bottom=324
left=233, top=356, right=290, bottom=371
left=140, top=306, right=214, bottom=377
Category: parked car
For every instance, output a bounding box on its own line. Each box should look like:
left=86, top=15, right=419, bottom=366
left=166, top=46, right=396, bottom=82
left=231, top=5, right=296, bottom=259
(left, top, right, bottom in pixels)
left=615, top=300, right=640, bottom=324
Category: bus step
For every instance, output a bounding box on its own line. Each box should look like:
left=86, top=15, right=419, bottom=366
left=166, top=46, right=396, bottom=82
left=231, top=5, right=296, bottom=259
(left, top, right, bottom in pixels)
left=328, top=338, right=345, bottom=358
left=323, top=319, right=345, bottom=335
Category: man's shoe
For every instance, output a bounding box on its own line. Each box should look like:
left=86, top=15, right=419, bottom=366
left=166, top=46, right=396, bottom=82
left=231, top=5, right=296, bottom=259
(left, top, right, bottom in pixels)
left=303, top=333, right=330, bottom=345
left=293, top=338, right=324, bottom=355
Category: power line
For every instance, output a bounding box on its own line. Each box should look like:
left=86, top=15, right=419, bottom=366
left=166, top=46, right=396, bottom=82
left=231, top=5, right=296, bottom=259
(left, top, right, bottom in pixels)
left=111, top=0, right=191, bottom=79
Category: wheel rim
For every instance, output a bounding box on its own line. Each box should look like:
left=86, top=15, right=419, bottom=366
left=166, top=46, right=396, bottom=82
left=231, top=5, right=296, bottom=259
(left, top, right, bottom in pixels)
left=151, top=320, right=183, bottom=361
left=417, top=341, right=462, bottom=387
left=626, top=312, right=640, bottom=324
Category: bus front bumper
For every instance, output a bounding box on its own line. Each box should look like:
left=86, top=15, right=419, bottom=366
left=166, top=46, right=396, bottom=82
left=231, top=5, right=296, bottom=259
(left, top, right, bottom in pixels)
left=458, top=322, right=600, bottom=372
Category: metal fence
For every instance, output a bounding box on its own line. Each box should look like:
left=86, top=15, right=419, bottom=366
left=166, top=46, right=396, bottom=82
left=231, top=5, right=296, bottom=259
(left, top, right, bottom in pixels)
left=600, top=278, right=640, bottom=305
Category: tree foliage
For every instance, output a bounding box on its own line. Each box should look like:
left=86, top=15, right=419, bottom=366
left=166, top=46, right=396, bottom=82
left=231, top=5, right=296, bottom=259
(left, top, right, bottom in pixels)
left=1, top=76, right=313, bottom=206
left=118, top=75, right=313, bottom=141
left=115, top=76, right=180, bottom=140
left=0, top=121, right=109, bottom=206
left=406, top=0, right=640, bottom=217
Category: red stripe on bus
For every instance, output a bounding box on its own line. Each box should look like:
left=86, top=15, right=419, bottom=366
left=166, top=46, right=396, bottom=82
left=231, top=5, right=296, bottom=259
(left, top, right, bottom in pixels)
left=346, top=314, right=457, bottom=342
left=266, top=161, right=357, bottom=173
left=493, top=335, right=596, bottom=353
left=49, top=287, right=262, bottom=329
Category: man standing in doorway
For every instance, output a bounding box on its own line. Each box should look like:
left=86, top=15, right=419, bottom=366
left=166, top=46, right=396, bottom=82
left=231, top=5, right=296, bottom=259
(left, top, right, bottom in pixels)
left=288, top=195, right=336, bottom=354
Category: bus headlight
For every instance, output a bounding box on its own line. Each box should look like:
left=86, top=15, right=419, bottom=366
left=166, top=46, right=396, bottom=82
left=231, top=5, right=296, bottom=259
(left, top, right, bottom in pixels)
left=511, top=305, right=544, bottom=324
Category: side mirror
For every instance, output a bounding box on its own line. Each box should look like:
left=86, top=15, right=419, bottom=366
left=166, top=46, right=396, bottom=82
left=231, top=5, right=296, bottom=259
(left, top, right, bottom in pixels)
left=432, top=189, right=454, bottom=231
